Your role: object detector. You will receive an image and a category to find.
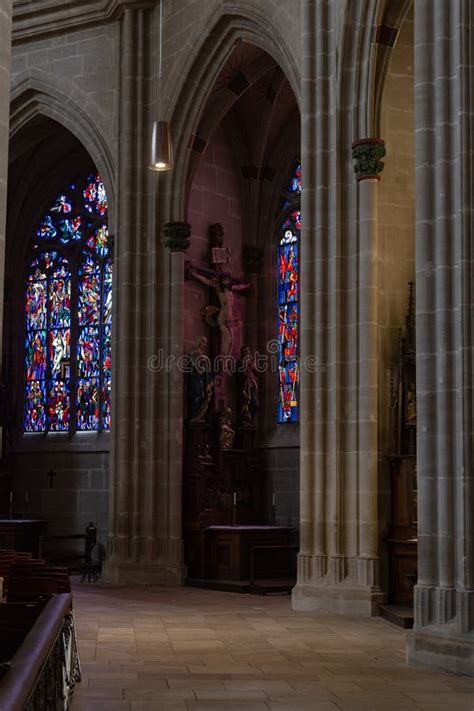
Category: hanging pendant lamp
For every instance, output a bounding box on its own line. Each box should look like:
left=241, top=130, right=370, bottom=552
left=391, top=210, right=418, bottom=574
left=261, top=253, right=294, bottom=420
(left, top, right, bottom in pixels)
left=149, top=0, right=173, bottom=171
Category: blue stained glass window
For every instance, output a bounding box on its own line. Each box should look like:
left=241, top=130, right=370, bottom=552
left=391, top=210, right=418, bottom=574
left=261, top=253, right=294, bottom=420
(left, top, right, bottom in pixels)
left=48, top=379, right=70, bottom=431
left=86, top=225, right=109, bottom=258
left=277, top=162, right=301, bottom=424
left=25, top=381, right=47, bottom=432
left=77, top=378, right=100, bottom=431
left=24, top=174, right=112, bottom=433
left=83, top=174, right=108, bottom=216
left=289, top=163, right=301, bottom=194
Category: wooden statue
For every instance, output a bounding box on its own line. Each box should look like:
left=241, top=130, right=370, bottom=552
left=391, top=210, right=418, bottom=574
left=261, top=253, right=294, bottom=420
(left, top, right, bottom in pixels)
left=218, top=407, right=235, bottom=449
left=238, top=345, right=259, bottom=425
left=187, top=336, right=213, bottom=422
left=185, top=225, right=250, bottom=357
left=186, top=266, right=250, bottom=357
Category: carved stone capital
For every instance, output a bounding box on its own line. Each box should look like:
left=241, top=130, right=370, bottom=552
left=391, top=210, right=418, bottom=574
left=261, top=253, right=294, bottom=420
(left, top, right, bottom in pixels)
left=351, top=138, right=386, bottom=181
left=163, top=222, right=191, bottom=252
left=242, top=245, right=264, bottom=274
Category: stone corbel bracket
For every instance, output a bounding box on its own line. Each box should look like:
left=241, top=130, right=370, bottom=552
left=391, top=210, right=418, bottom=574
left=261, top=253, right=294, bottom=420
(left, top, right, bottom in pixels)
left=351, top=137, right=386, bottom=181
left=163, top=222, right=191, bottom=252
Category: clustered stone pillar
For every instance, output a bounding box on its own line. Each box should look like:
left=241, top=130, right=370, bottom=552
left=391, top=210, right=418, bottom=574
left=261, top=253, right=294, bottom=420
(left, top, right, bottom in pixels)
left=0, top=0, right=12, bottom=454
left=407, top=0, right=474, bottom=675
left=105, top=4, right=149, bottom=582
left=293, top=0, right=385, bottom=615
left=106, top=3, right=188, bottom=584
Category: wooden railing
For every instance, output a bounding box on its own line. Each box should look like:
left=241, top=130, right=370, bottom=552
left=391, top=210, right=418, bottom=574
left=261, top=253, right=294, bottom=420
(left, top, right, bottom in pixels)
left=0, top=593, right=81, bottom=710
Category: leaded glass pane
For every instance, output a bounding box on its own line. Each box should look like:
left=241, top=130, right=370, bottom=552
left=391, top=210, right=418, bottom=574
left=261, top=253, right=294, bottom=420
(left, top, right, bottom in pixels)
left=86, top=225, right=109, bottom=258
left=25, top=330, right=47, bottom=381
left=48, top=379, right=70, bottom=431
left=49, top=329, right=70, bottom=378
left=83, top=174, right=108, bottom=216
left=78, top=259, right=101, bottom=326
left=77, top=378, right=100, bottom=431
left=277, top=162, right=300, bottom=424
left=49, top=269, right=71, bottom=329
left=77, top=327, right=100, bottom=378
left=102, top=378, right=111, bottom=431
left=26, top=280, right=47, bottom=330
left=24, top=381, right=46, bottom=432
left=24, top=174, right=111, bottom=434
left=103, top=260, right=112, bottom=324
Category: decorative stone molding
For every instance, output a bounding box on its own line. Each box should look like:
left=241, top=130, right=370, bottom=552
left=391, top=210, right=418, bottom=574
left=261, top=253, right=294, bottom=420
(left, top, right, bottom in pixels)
left=163, top=222, right=191, bottom=252
left=242, top=245, right=264, bottom=274
left=351, top=138, right=386, bottom=181
left=12, top=0, right=155, bottom=45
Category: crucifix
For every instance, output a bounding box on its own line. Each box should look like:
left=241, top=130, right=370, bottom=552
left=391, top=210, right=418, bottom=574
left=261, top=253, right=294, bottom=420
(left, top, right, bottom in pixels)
left=47, top=468, right=56, bottom=489
left=185, top=224, right=251, bottom=357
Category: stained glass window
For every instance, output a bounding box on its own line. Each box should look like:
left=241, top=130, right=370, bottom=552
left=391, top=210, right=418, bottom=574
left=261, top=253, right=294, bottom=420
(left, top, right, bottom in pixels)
left=277, top=163, right=300, bottom=423
left=24, top=173, right=112, bottom=434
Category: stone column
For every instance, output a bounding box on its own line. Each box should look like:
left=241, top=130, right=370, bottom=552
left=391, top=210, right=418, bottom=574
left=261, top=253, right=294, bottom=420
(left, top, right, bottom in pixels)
left=0, top=1, right=12, bottom=454
left=293, top=0, right=385, bottom=615
left=406, top=0, right=474, bottom=675
left=352, top=138, right=386, bottom=587
left=105, top=3, right=187, bottom=584
left=160, top=221, right=191, bottom=579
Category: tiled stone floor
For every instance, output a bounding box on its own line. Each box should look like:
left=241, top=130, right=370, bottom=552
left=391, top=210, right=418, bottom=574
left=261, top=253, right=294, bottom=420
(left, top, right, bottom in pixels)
left=71, top=584, right=474, bottom=711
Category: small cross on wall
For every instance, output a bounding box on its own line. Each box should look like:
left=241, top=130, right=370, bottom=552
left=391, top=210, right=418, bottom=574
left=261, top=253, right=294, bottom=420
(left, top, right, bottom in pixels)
left=47, top=469, right=56, bottom=489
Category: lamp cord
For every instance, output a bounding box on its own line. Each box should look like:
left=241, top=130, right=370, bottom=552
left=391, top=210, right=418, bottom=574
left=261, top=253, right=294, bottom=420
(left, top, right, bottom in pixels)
left=158, top=0, right=163, bottom=116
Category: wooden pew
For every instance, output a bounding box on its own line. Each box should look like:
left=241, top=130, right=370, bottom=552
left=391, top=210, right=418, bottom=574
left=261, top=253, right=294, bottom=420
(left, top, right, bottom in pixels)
left=0, top=593, right=81, bottom=710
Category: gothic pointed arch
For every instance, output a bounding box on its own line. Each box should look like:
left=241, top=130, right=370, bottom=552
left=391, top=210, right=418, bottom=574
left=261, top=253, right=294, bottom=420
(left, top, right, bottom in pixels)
left=163, top=10, right=301, bottom=221
left=9, top=78, right=116, bottom=223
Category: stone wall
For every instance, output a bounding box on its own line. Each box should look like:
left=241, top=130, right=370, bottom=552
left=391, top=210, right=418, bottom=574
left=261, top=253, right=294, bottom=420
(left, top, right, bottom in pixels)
left=261, top=446, right=299, bottom=528
left=11, top=450, right=109, bottom=554
left=10, top=22, right=119, bottom=188
left=185, top=124, right=244, bottom=358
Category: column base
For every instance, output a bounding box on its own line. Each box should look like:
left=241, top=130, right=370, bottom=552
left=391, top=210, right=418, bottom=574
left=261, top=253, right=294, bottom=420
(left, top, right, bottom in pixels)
left=407, top=627, right=474, bottom=677
left=103, top=557, right=187, bottom=586
left=292, top=583, right=385, bottom=616
left=293, top=553, right=385, bottom=615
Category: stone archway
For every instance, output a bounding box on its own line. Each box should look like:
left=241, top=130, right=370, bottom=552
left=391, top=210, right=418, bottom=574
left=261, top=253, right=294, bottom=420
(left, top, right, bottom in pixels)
left=143, top=12, right=303, bottom=589
left=5, top=112, right=114, bottom=546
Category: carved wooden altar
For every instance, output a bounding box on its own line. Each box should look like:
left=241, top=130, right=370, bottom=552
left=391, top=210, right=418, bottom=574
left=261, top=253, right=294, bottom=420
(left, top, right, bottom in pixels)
left=183, top=227, right=297, bottom=591
left=184, top=420, right=263, bottom=579
left=387, top=282, right=418, bottom=611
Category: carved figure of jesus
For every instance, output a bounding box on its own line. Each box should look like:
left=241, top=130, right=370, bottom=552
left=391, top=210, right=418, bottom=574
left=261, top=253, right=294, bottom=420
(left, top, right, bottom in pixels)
left=186, top=266, right=250, bottom=356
